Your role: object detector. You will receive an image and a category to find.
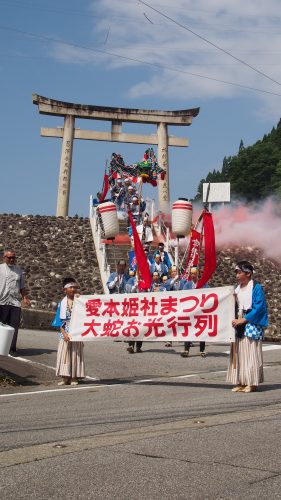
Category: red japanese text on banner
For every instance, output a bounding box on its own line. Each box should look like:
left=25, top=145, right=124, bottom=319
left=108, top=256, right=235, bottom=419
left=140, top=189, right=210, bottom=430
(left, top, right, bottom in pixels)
left=69, top=286, right=235, bottom=343
left=183, top=229, right=201, bottom=280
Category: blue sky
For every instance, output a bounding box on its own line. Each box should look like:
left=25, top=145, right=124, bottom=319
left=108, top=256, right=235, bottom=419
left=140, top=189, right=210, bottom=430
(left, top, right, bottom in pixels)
left=1, top=0, right=281, bottom=216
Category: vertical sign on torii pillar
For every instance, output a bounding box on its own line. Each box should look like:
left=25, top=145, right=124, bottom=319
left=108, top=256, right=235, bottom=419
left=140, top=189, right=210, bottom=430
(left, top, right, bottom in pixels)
left=157, top=122, right=169, bottom=213
left=56, top=115, right=75, bottom=217
left=32, top=94, right=200, bottom=216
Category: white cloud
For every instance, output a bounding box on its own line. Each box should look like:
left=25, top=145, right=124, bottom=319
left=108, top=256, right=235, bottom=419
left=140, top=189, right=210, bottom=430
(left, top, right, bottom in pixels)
left=50, top=0, right=281, bottom=115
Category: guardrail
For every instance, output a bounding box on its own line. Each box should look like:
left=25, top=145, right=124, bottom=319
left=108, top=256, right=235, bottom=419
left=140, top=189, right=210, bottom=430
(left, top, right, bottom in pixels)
left=89, top=195, right=110, bottom=293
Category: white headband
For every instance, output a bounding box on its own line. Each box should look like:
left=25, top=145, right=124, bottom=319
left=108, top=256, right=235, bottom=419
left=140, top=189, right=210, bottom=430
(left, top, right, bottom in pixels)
left=235, top=265, right=254, bottom=274
left=64, top=283, right=78, bottom=289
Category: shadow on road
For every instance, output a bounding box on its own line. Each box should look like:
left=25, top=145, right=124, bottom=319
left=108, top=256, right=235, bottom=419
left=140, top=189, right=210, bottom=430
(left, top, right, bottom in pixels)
left=0, top=368, right=41, bottom=386
left=135, top=349, right=228, bottom=358
left=17, top=348, right=56, bottom=356
left=128, top=380, right=281, bottom=392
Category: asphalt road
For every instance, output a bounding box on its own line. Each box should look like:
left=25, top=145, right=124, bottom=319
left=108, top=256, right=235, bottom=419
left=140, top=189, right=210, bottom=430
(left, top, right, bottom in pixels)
left=1, top=329, right=281, bottom=499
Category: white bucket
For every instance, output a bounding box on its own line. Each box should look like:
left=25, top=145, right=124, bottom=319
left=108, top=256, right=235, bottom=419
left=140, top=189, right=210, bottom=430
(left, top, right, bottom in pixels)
left=0, top=323, right=15, bottom=356
left=98, top=202, right=119, bottom=239
left=172, top=199, right=193, bottom=236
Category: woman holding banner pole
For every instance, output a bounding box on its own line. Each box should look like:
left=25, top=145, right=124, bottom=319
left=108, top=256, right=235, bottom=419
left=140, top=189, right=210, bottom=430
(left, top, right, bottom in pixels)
left=227, top=261, right=268, bottom=393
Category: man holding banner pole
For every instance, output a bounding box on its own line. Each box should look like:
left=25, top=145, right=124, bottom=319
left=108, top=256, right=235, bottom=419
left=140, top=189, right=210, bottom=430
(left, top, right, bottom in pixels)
left=181, top=267, right=208, bottom=358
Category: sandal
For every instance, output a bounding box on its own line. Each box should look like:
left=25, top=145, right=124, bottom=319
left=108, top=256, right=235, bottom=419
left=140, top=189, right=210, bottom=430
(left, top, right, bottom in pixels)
left=181, top=351, right=189, bottom=358
left=58, top=378, right=70, bottom=386
left=231, top=385, right=245, bottom=392
left=243, top=385, right=257, bottom=393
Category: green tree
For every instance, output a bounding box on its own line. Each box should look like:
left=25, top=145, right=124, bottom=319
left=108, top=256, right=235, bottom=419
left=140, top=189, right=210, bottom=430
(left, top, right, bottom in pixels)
left=239, top=139, right=245, bottom=152
left=194, top=119, right=281, bottom=201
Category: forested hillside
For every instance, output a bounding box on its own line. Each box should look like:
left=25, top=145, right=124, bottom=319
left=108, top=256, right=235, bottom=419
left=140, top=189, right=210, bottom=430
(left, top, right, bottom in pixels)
left=194, top=119, right=281, bottom=201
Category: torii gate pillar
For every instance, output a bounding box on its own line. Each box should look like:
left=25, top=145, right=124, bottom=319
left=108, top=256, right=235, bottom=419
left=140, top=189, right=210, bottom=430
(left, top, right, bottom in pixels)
left=57, top=115, right=75, bottom=217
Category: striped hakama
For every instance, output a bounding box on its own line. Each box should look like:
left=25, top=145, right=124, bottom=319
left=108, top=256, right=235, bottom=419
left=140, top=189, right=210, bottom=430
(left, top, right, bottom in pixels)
left=227, top=337, right=264, bottom=386
left=56, top=340, right=85, bottom=379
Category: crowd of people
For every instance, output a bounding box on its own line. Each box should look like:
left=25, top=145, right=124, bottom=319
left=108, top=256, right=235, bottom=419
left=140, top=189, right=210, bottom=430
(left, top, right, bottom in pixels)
left=0, top=246, right=268, bottom=394
left=106, top=251, right=206, bottom=356
left=110, top=177, right=146, bottom=225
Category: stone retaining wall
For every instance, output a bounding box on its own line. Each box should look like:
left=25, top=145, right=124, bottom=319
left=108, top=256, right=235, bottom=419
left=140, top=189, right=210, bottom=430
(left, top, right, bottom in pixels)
left=0, top=214, right=103, bottom=316
left=21, top=308, right=54, bottom=330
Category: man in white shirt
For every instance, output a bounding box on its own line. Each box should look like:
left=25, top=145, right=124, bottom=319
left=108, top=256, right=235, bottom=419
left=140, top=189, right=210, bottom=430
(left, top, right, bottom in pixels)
left=135, top=217, right=153, bottom=245
left=0, top=250, right=30, bottom=355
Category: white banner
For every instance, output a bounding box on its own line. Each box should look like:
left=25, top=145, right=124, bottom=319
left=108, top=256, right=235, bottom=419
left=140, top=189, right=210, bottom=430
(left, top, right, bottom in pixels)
left=69, top=286, right=235, bottom=343
left=203, top=182, right=231, bottom=202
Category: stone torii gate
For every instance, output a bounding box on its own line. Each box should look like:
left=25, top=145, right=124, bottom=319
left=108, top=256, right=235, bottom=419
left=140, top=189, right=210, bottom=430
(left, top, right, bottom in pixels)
left=32, top=94, right=199, bottom=217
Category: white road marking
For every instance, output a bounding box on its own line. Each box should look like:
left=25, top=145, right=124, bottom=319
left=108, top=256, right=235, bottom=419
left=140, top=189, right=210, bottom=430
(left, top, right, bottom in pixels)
left=0, top=384, right=104, bottom=398
left=224, top=344, right=281, bottom=354
left=262, top=345, right=281, bottom=351
left=174, top=370, right=227, bottom=379
left=8, top=355, right=55, bottom=371
left=8, top=354, right=98, bottom=381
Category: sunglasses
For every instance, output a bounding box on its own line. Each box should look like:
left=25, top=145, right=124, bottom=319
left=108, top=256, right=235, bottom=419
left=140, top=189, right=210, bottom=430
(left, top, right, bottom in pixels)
left=5, top=256, right=16, bottom=260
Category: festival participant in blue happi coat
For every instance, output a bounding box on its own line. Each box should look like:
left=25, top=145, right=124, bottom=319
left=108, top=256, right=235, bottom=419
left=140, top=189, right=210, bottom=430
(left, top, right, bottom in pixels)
left=150, top=253, right=168, bottom=278
left=164, top=266, right=188, bottom=348
left=111, top=178, right=126, bottom=210
left=154, top=242, right=172, bottom=269
left=125, top=269, right=137, bottom=292
left=165, top=265, right=188, bottom=291
left=143, top=245, right=154, bottom=266
left=107, top=260, right=129, bottom=294
left=227, top=260, right=268, bottom=393
left=55, top=277, right=85, bottom=386
left=149, top=271, right=166, bottom=292
left=126, top=184, right=136, bottom=204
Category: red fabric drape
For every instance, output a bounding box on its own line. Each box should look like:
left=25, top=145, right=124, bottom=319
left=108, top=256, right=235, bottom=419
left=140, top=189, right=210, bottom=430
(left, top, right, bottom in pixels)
left=128, top=211, right=152, bottom=291
left=183, top=229, right=201, bottom=280
left=98, top=173, right=109, bottom=203
left=196, top=211, right=216, bottom=288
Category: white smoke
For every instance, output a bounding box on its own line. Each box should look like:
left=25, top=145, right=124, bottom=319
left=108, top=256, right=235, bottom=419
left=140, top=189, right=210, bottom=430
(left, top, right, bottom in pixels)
left=213, top=199, right=281, bottom=262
